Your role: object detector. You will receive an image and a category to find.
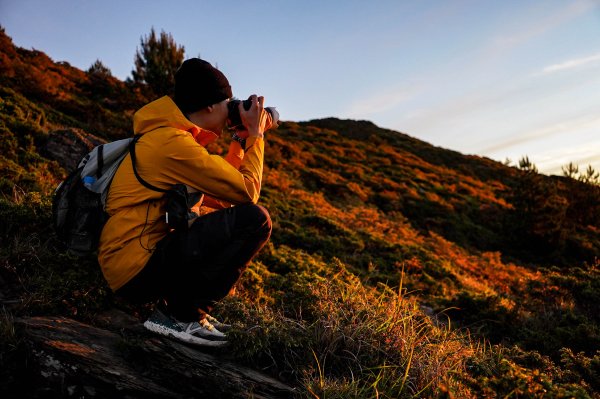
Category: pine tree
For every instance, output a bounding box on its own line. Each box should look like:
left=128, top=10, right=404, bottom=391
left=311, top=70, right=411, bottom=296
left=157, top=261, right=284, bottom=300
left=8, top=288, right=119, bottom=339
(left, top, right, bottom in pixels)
left=579, top=165, right=600, bottom=186
left=518, top=156, right=538, bottom=174
left=568, top=164, right=600, bottom=229
left=509, top=156, right=568, bottom=256
left=87, top=59, right=112, bottom=77
left=562, top=162, right=579, bottom=179
left=131, top=28, right=185, bottom=98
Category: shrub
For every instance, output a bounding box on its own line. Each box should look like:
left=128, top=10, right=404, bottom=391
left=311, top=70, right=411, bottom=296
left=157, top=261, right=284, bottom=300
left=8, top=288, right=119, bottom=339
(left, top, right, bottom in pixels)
left=218, top=256, right=477, bottom=398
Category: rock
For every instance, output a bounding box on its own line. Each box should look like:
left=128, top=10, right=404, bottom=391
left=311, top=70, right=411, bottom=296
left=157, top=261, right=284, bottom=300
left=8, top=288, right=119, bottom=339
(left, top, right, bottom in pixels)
left=45, top=128, right=106, bottom=171
left=14, top=313, right=296, bottom=398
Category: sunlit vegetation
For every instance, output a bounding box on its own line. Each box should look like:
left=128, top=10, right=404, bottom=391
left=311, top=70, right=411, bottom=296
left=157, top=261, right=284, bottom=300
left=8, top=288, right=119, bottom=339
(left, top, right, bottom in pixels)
left=1, top=27, right=599, bottom=397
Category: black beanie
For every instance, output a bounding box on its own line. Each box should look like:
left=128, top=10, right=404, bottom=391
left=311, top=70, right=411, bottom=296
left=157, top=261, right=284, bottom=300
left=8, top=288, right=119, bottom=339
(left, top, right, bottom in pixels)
left=174, top=58, right=232, bottom=114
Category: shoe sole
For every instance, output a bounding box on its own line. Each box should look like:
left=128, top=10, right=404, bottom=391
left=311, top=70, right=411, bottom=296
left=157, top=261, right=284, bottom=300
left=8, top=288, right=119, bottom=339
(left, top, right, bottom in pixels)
left=144, top=320, right=228, bottom=348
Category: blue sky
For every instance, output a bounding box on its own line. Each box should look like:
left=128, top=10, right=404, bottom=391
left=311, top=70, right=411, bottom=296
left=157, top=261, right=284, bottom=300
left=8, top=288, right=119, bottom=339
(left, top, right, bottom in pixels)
left=1, top=0, right=599, bottom=175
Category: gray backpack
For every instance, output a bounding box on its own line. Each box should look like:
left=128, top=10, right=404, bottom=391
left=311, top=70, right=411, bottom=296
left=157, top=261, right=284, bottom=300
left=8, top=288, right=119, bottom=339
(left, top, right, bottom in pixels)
left=52, top=137, right=134, bottom=256
left=52, top=135, right=202, bottom=256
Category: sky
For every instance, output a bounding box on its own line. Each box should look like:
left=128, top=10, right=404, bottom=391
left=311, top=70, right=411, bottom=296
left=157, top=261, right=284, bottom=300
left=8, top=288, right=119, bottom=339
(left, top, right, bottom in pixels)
left=1, top=0, right=599, bottom=176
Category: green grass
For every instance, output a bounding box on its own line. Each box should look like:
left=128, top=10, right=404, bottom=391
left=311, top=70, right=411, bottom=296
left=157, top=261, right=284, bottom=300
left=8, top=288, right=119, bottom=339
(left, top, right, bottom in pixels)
left=217, top=257, right=476, bottom=398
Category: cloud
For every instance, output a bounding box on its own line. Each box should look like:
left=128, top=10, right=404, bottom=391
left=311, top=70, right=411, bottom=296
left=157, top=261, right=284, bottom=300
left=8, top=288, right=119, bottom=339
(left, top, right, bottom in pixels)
left=396, top=78, right=538, bottom=137
left=396, top=66, right=600, bottom=150
left=343, top=85, right=420, bottom=119
left=490, top=0, right=597, bottom=51
left=533, top=142, right=600, bottom=175
left=540, top=53, right=600, bottom=74
left=575, top=154, right=600, bottom=165
left=479, top=113, right=600, bottom=154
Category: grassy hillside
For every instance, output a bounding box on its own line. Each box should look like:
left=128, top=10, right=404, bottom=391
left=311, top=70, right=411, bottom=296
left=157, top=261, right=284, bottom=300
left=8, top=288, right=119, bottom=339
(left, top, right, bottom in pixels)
left=1, top=27, right=599, bottom=398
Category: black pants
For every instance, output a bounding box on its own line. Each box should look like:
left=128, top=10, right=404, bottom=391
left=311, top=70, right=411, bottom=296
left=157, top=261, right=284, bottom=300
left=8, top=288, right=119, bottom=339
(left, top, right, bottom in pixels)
left=117, top=203, right=272, bottom=322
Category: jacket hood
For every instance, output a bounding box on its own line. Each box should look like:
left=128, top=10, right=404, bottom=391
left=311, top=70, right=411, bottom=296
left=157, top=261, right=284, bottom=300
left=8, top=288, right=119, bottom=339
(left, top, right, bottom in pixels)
left=133, top=96, right=197, bottom=135
left=132, top=96, right=219, bottom=146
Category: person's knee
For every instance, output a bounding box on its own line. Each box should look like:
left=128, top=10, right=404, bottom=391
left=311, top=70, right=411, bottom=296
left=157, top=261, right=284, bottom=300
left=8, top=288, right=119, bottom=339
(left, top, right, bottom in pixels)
left=237, top=203, right=272, bottom=235
left=253, top=204, right=272, bottom=233
left=257, top=205, right=272, bottom=233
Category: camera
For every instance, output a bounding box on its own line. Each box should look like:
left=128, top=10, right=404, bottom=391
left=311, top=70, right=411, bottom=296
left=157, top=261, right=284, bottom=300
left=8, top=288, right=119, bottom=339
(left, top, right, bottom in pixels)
left=227, top=97, right=279, bottom=131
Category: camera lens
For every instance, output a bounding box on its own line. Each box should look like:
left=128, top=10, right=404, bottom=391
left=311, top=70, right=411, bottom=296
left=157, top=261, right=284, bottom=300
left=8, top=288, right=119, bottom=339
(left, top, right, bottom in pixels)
left=226, top=97, right=280, bottom=131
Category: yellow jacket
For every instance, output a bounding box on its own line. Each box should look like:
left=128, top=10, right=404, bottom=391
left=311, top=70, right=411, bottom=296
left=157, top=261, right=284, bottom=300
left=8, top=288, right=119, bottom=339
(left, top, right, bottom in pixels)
left=98, top=96, right=264, bottom=291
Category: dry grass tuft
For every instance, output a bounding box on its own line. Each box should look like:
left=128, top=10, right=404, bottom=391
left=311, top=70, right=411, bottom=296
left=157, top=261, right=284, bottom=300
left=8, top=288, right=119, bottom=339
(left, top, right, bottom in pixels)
left=220, top=261, right=477, bottom=398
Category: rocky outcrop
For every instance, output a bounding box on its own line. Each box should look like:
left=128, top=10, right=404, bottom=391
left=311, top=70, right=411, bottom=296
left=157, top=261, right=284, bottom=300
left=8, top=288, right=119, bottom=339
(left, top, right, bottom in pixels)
left=14, top=310, right=296, bottom=398
left=45, top=128, right=106, bottom=171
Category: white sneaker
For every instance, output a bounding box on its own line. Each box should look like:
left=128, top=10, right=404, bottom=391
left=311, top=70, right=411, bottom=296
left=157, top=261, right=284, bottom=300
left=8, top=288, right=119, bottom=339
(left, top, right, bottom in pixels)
left=143, top=309, right=227, bottom=347
left=178, top=317, right=227, bottom=341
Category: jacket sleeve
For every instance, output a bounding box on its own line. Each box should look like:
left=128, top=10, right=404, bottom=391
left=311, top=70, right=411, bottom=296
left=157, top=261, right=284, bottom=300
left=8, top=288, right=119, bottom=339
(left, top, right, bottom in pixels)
left=162, top=134, right=264, bottom=205
left=202, top=141, right=245, bottom=209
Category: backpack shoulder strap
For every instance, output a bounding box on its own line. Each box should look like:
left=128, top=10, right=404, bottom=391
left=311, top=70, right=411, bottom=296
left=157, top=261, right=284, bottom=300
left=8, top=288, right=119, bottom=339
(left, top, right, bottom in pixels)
left=96, top=144, right=104, bottom=178
left=129, top=135, right=170, bottom=193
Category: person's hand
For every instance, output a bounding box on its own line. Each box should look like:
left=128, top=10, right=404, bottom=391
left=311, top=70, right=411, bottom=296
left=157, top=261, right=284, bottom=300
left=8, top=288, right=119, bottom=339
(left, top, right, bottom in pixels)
left=239, top=95, right=268, bottom=138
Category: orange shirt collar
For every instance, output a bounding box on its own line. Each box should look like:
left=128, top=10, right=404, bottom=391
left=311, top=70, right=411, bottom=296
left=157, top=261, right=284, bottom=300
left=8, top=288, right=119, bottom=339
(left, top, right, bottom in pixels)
left=191, top=127, right=219, bottom=146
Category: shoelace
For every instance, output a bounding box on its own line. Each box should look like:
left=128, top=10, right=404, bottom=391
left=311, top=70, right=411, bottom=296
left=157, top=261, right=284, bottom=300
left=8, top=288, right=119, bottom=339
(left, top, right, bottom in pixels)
left=180, top=319, right=226, bottom=339
left=206, top=314, right=232, bottom=330
left=198, top=318, right=216, bottom=331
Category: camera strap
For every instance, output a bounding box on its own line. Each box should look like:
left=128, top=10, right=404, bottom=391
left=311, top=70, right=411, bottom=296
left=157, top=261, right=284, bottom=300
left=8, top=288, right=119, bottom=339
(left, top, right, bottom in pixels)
left=128, top=134, right=203, bottom=234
